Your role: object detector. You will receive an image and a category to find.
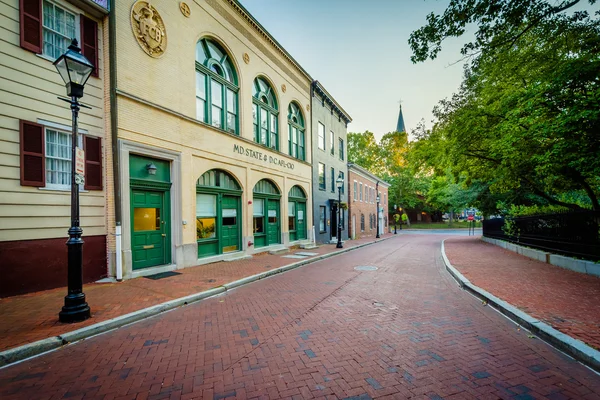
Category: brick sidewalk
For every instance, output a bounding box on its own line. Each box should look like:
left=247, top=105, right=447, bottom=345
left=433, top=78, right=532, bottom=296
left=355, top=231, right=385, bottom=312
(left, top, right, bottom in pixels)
left=444, top=236, right=600, bottom=350
left=0, top=234, right=393, bottom=353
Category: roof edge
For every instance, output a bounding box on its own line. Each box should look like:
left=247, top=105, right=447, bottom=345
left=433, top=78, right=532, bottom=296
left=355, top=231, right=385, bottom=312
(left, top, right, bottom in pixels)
left=347, top=163, right=390, bottom=187
left=312, top=80, right=353, bottom=123
left=229, top=0, right=312, bottom=83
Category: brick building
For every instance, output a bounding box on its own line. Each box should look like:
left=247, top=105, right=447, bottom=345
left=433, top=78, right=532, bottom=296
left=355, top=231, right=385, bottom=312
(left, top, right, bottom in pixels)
left=347, top=163, right=389, bottom=239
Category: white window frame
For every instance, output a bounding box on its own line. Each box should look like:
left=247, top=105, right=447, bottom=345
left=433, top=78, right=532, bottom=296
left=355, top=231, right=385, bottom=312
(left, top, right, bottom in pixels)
left=44, top=126, right=83, bottom=191
left=329, top=130, right=334, bottom=155
left=40, top=0, right=81, bottom=62
left=353, top=180, right=357, bottom=201
left=318, top=122, right=325, bottom=150
left=359, top=182, right=363, bottom=201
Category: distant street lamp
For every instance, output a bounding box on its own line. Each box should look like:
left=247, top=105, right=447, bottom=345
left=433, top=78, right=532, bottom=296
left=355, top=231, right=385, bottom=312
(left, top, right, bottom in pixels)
left=54, top=39, right=94, bottom=323
left=376, top=194, right=381, bottom=239
left=394, top=204, right=398, bottom=234
left=336, top=173, right=344, bottom=248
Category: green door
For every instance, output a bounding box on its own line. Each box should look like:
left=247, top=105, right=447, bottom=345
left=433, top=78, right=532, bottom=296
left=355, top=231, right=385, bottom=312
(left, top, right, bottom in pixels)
left=267, top=199, right=280, bottom=245
left=132, top=190, right=167, bottom=269
left=297, top=202, right=307, bottom=240
left=221, top=195, right=240, bottom=253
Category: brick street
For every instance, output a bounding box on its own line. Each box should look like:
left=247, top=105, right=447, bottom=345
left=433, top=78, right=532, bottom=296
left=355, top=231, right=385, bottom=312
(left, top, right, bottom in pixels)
left=1, top=235, right=599, bottom=399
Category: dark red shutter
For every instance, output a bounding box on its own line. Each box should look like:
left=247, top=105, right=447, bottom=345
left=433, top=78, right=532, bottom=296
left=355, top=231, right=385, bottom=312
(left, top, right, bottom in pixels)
left=20, top=120, right=45, bottom=187
left=80, top=15, right=98, bottom=78
left=84, top=136, right=102, bottom=190
left=20, top=0, right=42, bottom=53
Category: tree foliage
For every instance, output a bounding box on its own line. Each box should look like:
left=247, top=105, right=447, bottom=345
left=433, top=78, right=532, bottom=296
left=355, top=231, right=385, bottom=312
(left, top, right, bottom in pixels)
left=409, top=1, right=600, bottom=212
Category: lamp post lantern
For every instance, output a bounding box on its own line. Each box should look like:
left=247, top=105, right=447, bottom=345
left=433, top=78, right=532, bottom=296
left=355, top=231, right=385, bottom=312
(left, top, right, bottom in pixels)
left=335, top=173, right=344, bottom=249
left=54, top=39, right=94, bottom=323
left=393, top=204, right=397, bottom=234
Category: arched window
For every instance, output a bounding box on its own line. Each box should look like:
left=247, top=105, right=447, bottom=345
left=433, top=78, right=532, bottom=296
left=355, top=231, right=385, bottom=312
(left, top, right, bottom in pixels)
left=253, top=77, right=278, bottom=150
left=196, top=38, right=238, bottom=134
left=288, top=102, right=305, bottom=161
left=196, top=169, right=242, bottom=257
left=253, top=179, right=281, bottom=248
left=360, top=214, right=365, bottom=232
left=288, top=185, right=307, bottom=241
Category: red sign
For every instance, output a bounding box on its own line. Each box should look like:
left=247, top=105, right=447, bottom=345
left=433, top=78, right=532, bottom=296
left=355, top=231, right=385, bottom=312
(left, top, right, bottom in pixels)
left=467, top=215, right=475, bottom=221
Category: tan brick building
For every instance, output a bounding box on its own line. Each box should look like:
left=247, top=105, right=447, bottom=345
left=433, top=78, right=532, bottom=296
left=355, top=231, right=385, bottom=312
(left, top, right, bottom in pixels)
left=347, top=163, right=389, bottom=239
left=107, top=0, right=314, bottom=280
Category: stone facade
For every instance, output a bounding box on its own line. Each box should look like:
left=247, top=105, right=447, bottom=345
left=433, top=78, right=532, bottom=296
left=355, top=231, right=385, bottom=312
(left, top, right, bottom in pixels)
left=347, top=163, right=390, bottom=240
left=310, top=81, right=352, bottom=244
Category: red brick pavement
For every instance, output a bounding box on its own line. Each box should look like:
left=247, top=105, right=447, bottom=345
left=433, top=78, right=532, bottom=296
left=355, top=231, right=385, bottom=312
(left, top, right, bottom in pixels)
left=0, top=235, right=392, bottom=353
left=444, top=236, right=600, bottom=351
left=1, top=234, right=599, bottom=399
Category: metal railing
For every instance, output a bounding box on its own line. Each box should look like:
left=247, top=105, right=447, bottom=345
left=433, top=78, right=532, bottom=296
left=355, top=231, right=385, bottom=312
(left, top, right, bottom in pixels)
left=482, top=210, right=600, bottom=261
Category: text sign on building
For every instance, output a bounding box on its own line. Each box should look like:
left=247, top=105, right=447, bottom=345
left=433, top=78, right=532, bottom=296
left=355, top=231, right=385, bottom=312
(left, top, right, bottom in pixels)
left=233, top=144, right=295, bottom=170
left=75, top=147, right=85, bottom=176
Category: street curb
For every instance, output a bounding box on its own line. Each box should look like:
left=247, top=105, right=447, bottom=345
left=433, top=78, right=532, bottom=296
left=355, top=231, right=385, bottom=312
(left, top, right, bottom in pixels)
left=0, top=235, right=395, bottom=368
left=441, top=239, right=600, bottom=374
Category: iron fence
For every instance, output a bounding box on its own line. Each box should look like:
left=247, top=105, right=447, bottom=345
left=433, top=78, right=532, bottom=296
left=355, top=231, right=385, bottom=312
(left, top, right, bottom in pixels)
left=482, top=210, right=600, bottom=261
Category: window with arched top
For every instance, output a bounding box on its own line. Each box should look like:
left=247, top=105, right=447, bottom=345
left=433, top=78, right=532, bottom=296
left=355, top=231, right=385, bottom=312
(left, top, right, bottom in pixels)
left=253, top=77, right=278, bottom=150
left=288, top=102, right=305, bottom=161
left=195, top=38, right=238, bottom=134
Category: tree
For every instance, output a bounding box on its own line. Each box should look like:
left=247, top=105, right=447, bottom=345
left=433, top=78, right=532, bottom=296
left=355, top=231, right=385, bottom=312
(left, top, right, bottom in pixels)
left=409, top=0, right=597, bottom=63
left=347, top=131, right=382, bottom=173
left=409, top=9, right=600, bottom=212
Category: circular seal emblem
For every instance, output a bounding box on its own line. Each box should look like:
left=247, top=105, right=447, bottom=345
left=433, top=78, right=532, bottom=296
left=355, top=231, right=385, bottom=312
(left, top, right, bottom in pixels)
left=306, top=104, right=310, bottom=112
left=179, top=2, right=190, bottom=17
left=131, top=1, right=167, bottom=58
left=243, top=53, right=250, bottom=64
left=281, top=84, right=287, bottom=93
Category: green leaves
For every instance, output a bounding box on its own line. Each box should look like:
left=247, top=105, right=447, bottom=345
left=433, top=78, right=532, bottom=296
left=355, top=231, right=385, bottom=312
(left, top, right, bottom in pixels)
left=409, top=7, right=600, bottom=212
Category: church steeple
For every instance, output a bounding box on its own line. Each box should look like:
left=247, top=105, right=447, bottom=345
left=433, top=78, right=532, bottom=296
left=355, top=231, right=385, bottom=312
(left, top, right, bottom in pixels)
left=396, top=103, right=406, bottom=133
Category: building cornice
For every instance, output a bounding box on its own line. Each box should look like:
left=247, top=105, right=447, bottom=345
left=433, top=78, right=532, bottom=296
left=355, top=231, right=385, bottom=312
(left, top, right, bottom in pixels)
left=348, top=163, right=390, bottom=187
left=227, top=0, right=312, bottom=84
left=311, top=80, right=352, bottom=125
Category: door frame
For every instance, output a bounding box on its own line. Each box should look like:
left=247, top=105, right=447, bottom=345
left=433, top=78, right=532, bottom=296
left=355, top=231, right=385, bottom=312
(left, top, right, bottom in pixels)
left=196, top=188, right=243, bottom=258
left=130, top=186, right=171, bottom=270
left=120, top=141, right=182, bottom=279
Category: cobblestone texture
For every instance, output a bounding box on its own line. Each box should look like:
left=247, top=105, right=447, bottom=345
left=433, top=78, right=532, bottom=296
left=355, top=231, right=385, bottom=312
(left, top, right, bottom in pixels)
left=0, top=235, right=391, bottom=352
left=445, top=236, right=600, bottom=350
left=1, top=234, right=599, bottom=399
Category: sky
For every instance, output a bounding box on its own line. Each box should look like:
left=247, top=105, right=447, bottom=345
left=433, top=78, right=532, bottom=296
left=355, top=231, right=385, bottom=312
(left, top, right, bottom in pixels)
left=240, top=0, right=467, bottom=140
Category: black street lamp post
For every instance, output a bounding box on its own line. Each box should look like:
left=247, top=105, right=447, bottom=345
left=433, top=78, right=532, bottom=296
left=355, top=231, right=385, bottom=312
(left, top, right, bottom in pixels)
left=393, top=204, right=398, bottom=234
left=336, top=173, right=344, bottom=249
left=54, top=39, right=94, bottom=323
left=375, top=182, right=380, bottom=239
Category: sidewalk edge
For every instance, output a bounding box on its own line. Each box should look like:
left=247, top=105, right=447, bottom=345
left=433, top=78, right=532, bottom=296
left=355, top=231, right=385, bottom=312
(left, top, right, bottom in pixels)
left=0, top=235, right=394, bottom=368
left=441, top=239, right=600, bottom=374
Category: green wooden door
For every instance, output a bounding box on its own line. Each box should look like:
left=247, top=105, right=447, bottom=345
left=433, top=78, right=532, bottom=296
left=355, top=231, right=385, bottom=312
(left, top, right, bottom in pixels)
left=132, top=190, right=167, bottom=269
left=297, top=202, right=307, bottom=240
left=221, top=195, right=240, bottom=253
left=266, top=199, right=280, bottom=245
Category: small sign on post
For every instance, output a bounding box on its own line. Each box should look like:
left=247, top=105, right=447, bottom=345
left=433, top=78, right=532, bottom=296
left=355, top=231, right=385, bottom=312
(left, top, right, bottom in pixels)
left=75, top=147, right=85, bottom=175
left=75, top=147, right=85, bottom=185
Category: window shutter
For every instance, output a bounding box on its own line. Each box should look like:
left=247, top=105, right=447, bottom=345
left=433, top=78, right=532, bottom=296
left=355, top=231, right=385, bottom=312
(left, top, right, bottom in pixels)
left=20, top=120, right=45, bottom=187
left=80, top=15, right=98, bottom=77
left=20, top=0, right=42, bottom=53
left=84, top=136, right=102, bottom=190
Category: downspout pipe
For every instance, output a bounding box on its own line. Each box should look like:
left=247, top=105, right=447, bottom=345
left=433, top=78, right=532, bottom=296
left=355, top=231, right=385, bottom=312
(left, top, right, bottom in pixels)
left=109, top=4, right=122, bottom=280
left=375, top=181, right=380, bottom=238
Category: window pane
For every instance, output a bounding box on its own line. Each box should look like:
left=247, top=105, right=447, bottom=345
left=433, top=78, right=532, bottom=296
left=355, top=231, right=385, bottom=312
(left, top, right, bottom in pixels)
left=318, top=163, right=325, bottom=189
left=330, top=131, right=334, bottom=155
left=197, top=217, right=216, bottom=239
left=318, top=122, right=325, bottom=150
left=330, top=168, right=335, bottom=193
left=196, top=72, right=206, bottom=99
left=253, top=217, right=264, bottom=233
left=253, top=198, right=264, bottom=216
left=270, top=114, right=277, bottom=149
left=46, top=129, right=71, bottom=186
left=319, top=206, right=326, bottom=231
left=227, top=89, right=236, bottom=112
left=196, top=194, right=216, bottom=216
left=227, top=113, right=236, bottom=134
left=211, top=80, right=222, bottom=106
left=134, top=208, right=160, bottom=231
left=212, top=106, right=222, bottom=128
left=196, top=98, right=205, bottom=121
left=260, top=108, right=267, bottom=145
